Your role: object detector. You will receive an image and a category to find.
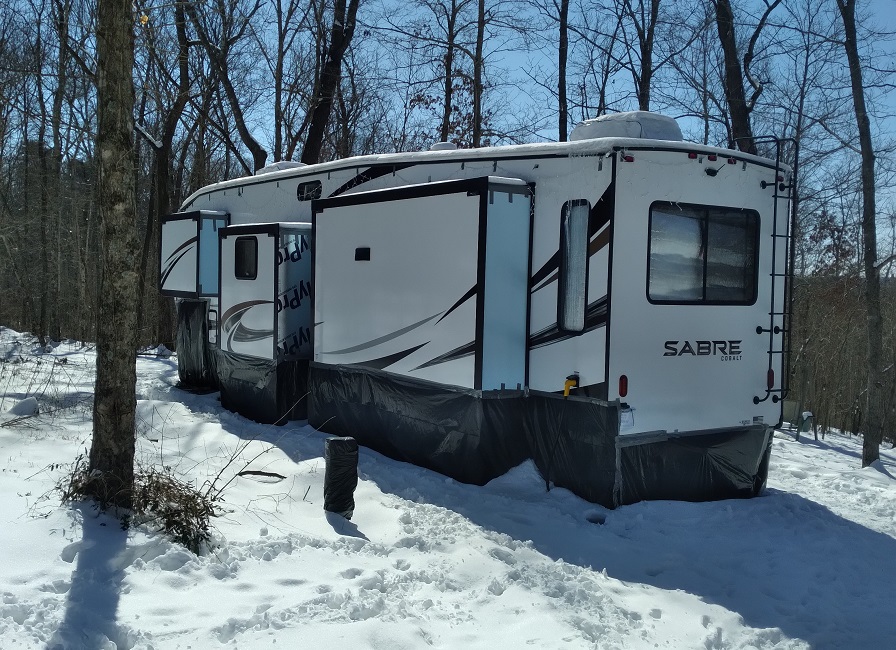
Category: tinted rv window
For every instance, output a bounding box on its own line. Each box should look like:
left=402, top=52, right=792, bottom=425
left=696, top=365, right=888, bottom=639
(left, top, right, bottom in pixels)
left=297, top=180, right=322, bottom=201
left=559, top=200, right=590, bottom=332
left=648, top=203, right=758, bottom=304
left=234, top=237, right=258, bottom=280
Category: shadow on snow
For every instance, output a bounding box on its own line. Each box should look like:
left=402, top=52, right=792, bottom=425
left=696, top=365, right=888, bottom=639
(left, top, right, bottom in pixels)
left=167, top=387, right=896, bottom=649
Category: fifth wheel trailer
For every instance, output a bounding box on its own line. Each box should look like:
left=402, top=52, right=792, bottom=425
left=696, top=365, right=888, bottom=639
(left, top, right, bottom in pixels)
left=163, top=111, right=792, bottom=507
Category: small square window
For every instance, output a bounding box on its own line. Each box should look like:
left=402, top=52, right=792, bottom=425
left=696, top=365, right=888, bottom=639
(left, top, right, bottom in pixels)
left=297, top=180, right=322, bottom=201
left=235, top=237, right=257, bottom=280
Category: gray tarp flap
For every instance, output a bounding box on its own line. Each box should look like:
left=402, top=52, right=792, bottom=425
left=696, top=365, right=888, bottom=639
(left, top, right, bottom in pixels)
left=617, top=426, right=773, bottom=505
left=524, top=391, right=619, bottom=506
left=309, top=363, right=529, bottom=485
left=175, top=299, right=212, bottom=388
left=213, top=349, right=309, bottom=424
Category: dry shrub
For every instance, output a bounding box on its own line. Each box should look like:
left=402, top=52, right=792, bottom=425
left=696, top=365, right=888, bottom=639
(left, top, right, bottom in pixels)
left=60, top=455, right=217, bottom=554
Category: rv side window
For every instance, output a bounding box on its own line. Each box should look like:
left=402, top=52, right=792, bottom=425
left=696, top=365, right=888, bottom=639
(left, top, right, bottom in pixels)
left=297, top=181, right=322, bottom=201
left=559, top=200, right=590, bottom=332
left=235, top=237, right=258, bottom=280
left=648, top=202, right=758, bottom=304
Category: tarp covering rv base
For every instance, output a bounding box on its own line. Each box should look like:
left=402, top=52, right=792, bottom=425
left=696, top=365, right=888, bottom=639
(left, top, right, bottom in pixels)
left=309, top=363, right=531, bottom=486
left=175, top=299, right=214, bottom=389
left=523, top=389, right=618, bottom=505
left=213, top=349, right=310, bottom=424
left=308, top=363, right=773, bottom=508
left=309, top=363, right=620, bottom=505
left=617, top=427, right=773, bottom=505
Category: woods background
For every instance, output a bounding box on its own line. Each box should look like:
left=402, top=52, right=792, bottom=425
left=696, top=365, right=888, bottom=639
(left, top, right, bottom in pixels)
left=0, top=0, right=893, bottom=441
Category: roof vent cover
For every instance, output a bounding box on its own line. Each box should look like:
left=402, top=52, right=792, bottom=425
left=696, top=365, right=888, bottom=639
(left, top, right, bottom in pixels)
left=255, top=160, right=308, bottom=175
left=429, top=141, right=458, bottom=151
left=569, top=111, right=682, bottom=142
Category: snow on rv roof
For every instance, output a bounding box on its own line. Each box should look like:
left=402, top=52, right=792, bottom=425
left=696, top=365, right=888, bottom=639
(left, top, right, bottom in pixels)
left=180, top=132, right=787, bottom=210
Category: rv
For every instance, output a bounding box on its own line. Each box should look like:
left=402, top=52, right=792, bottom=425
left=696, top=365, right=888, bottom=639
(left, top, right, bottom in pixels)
left=160, top=111, right=792, bottom=507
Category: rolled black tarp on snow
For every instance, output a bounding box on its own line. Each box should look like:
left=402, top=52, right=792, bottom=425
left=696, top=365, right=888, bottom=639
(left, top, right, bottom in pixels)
left=324, top=437, right=359, bottom=519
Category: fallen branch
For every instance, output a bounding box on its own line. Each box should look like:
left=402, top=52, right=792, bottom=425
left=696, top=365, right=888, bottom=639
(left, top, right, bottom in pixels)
left=237, top=470, right=287, bottom=480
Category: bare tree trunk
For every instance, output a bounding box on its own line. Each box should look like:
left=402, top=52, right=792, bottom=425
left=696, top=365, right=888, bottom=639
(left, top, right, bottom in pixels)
left=558, top=0, right=568, bottom=141
left=301, top=0, right=360, bottom=163
left=837, top=0, right=883, bottom=467
left=51, top=0, right=71, bottom=342
left=438, top=1, right=459, bottom=143
left=634, top=0, right=659, bottom=111
left=137, top=0, right=190, bottom=347
left=472, top=0, right=484, bottom=147
left=183, top=0, right=268, bottom=172
left=713, top=0, right=755, bottom=154
left=89, top=0, right=139, bottom=508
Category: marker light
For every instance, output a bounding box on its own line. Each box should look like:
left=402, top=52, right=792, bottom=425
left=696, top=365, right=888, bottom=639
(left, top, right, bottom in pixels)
left=619, top=375, right=629, bottom=398
left=767, top=369, right=775, bottom=390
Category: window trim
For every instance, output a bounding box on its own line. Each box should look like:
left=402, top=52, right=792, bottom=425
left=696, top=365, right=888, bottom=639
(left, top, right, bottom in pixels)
left=646, top=201, right=760, bottom=306
left=234, top=236, right=258, bottom=281
left=558, top=199, right=591, bottom=333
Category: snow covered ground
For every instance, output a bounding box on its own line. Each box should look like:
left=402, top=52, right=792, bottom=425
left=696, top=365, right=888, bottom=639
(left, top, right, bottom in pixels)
left=0, top=326, right=894, bottom=649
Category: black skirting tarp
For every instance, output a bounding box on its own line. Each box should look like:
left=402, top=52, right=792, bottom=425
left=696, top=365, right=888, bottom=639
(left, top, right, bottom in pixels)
left=616, top=426, right=774, bottom=505
left=176, top=299, right=213, bottom=388
left=304, top=362, right=776, bottom=508
left=308, top=363, right=529, bottom=485
left=524, top=390, right=619, bottom=506
left=213, top=349, right=309, bottom=424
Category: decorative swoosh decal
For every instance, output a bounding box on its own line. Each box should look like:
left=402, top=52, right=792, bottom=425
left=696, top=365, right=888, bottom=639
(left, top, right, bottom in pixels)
left=220, top=300, right=274, bottom=352
left=324, top=312, right=442, bottom=355
left=328, top=163, right=413, bottom=197
left=160, top=246, right=194, bottom=287
left=353, top=342, right=430, bottom=371
left=163, top=236, right=198, bottom=264
left=436, top=286, right=476, bottom=324
left=412, top=341, right=476, bottom=371
left=530, top=182, right=615, bottom=293
left=529, top=296, right=608, bottom=349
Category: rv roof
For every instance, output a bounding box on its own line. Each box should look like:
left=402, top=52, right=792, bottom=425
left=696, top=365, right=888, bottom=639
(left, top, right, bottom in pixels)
left=181, top=134, right=787, bottom=210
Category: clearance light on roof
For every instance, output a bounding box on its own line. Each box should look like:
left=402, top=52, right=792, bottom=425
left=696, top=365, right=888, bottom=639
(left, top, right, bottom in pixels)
left=622, top=154, right=634, bottom=162
left=728, top=157, right=736, bottom=164
left=619, top=375, right=629, bottom=398
left=708, top=154, right=717, bottom=161
left=688, top=152, right=698, bottom=159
